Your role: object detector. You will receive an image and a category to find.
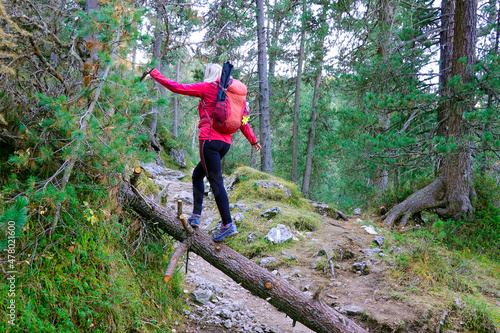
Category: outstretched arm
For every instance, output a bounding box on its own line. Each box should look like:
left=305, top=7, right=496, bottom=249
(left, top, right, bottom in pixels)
left=148, top=69, right=208, bottom=98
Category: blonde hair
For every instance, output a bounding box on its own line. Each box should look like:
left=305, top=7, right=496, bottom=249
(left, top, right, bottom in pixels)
left=204, top=63, right=222, bottom=82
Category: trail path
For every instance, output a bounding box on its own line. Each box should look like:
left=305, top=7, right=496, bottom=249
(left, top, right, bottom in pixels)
left=152, top=169, right=427, bottom=333
left=163, top=178, right=314, bottom=332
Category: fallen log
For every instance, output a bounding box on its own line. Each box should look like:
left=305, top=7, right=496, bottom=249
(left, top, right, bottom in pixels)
left=120, top=182, right=366, bottom=333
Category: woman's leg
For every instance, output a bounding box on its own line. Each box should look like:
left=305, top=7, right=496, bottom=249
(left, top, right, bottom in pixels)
left=191, top=161, right=205, bottom=216
left=200, top=140, right=232, bottom=225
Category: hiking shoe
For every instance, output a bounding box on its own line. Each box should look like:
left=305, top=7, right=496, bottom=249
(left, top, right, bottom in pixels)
left=212, top=223, right=238, bottom=242
left=187, top=214, right=201, bottom=228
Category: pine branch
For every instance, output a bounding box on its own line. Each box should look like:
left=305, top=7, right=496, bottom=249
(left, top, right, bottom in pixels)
left=50, top=13, right=124, bottom=237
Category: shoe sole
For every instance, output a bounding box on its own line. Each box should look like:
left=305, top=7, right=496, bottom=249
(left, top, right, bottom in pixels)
left=213, top=231, right=238, bottom=243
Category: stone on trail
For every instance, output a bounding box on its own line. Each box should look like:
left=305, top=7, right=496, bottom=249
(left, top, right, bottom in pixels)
left=373, top=235, right=385, bottom=246
left=265, top=224, right=293, bottom=244
left=261, top=206, right=281, bottom=219
left=174, top=191, right=193, bottom=204
left=189, top=289, right=213, bottom=305
left=260, top=257, right=277, bottom=267
left=352, top=261, right=369, bottom=275
left=361, top=225, right=378, bottom=235
left=360, top=248, right=382, bottom=255
left=169, top=148, right=187, bottom=168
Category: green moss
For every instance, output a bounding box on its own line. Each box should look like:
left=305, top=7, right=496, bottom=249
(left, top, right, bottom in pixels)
left=230, top=166, right=310, bottom=209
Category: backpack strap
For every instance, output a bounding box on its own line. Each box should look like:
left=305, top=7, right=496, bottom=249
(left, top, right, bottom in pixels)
left=199, top=98, right=212, bottom=141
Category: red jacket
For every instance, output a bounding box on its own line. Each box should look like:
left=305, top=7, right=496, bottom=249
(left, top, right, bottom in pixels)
left=150, top=69, right=258, bottom=145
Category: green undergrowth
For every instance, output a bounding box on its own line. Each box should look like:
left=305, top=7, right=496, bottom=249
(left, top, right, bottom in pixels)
left=224, top=167, right=321, bottom=262
left=1, top=185, right=186, bottom=333
left=388, top=225, right=500, bottom=331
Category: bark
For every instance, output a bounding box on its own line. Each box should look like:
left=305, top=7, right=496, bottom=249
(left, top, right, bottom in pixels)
left=172, top=59, right=180, bottom=137
left=373, top=0, right=393, bottom=194
left=292, top=1, right=307, bottom=184
left=301, top=67, right=322, bottom=198
left=120, top=182, right=366, bottom=333
left=437, top=0, right=477, bottom=219
left=384, top=0, right=477, bottom=226
left=437, top=0, right=455, bottom=138
left=256, top=0, right=273, bottom=174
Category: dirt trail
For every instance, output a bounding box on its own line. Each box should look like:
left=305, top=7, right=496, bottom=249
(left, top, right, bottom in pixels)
left=162, top=176, right=425, bottom=332
left=164, top=178, right=314, bottom=332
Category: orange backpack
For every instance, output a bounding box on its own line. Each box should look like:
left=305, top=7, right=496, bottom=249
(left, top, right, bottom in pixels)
left=211, top=79, right=249, bottom=134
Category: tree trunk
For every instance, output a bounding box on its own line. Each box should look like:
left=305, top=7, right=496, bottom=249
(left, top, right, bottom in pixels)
left=120, top=183, right=366, bottom=333
left=292, top=1, right=307, bottom=184
left=437, top=0, right=477, bottom=219
left=256, top=0, right=273, bottom=174
left=437, top=0, right=455, bottom=139
left=172, top=59, right=180, bottom=138
left=148, top=28, right=163, bottom=152
left=384, top=0, right=477, bottom=226
left=302, top=64, right=322, bottom=198
left=373, top=0, right=393, bottom=194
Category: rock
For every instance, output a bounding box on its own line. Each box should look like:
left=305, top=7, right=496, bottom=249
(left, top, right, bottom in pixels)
left=344, top=305, right=363, bottom=315
left=360, top=248, right=382, bottom=255
left=224, top=175, right=239, bottom=192
left=255, top=180, right=291, bottom=197
left=281, top=251, right=296, bottom=260
left=373, top=236, right=385, bottom=246
left=254, top=203, right=265, bottom=209
left=202, top=217, right=213, bottom=229
left=190, top=276, right=225, bottom=295
left=352, top=261, right=369, bottom=275
left=140, top=162, right=186, bottom=180
left=310, top=201, right=333, bottom=217
left=311, top=262, right=317, bottom=269
left=169, top=148, right=186, bottom=167
left=189, top=289, right=213, bottom=305
left=389, top=246, right=403, bottom=254
left=261, top=207, right=281, bottom=219
left=361, top=225, right=378, bottom=235
left=235, top=201, right=251, bottom=212
left=265, top=224, right=293, bottom=243
left=378, top=252, right=388, bottom=257
left=247, top=232, right=257, bottom=243
left=174, top=191, right=193, bottom=204
left=260, top=257, right=277, bottom=267
left=233, top=212, right=245, bottom=222
left=353, top=208, right=362, bottom=215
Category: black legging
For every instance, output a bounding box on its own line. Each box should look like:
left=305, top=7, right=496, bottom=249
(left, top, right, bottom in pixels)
left=192, top=140, right=232, bottom=225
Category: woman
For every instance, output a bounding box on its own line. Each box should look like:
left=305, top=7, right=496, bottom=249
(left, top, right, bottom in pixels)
left=146, top=64, right=261, bottom=242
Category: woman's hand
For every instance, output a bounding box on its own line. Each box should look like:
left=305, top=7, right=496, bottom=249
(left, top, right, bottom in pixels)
left=252, top=143, right=262, bottom=151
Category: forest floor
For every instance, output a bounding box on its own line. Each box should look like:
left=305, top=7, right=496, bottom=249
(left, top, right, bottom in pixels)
left=159, top=176, right=434, bottom=333
left=150, top=166, right=499, bottom=333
